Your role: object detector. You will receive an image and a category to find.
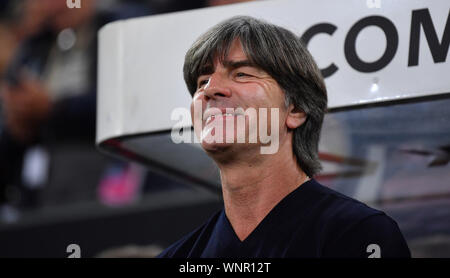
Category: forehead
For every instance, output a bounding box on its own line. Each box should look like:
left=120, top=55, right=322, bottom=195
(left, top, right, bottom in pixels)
left=223, top=39, right=247, bottom=61
left=199, top=39, right=251, bottom=74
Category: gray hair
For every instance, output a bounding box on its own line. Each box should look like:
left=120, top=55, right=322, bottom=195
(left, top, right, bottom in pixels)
left=183, top=16, right=327, bottom=177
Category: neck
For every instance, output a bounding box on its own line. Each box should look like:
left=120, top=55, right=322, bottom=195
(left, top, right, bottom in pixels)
left=216, top=139, right=310, bottom=241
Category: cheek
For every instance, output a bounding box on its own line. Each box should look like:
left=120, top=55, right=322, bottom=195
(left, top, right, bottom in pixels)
left=190, top=102, right=195, bottom=122
left=190, top=94, right=208, bottom=134
left=190, top=93, right=204, bottom=118
left=243, top=82, right=285, bottom=109
left=253, top=82, right=289, bottom=131
left=235, top=84, right=267, bottom=108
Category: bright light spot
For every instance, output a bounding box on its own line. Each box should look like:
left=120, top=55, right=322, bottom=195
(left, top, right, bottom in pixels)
left=370, top=83, right=379, bottom=93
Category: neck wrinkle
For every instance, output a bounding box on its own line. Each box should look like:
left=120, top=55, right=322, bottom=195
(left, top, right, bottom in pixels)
left=217, top=138, right=309, bottom=242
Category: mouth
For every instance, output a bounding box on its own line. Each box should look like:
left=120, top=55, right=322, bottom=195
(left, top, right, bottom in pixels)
left=205, top=113, right=238, bottom=124
left=203, top=108, right=245, bottom=125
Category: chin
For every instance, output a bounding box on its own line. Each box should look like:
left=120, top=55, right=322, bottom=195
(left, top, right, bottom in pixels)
left=201, top=141, right=233, bottom=154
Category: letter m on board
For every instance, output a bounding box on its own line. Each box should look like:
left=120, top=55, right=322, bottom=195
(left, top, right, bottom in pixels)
left=408, top=8, right=450, bottom=66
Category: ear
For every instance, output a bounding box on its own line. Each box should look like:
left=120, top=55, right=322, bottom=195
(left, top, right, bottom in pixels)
left=285, top=104, right=307, bottom=129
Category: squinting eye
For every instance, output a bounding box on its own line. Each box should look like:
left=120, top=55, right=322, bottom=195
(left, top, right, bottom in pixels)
left=236, top=72, right=249, bottom=77
left=198, top=79, right=209, bottom=88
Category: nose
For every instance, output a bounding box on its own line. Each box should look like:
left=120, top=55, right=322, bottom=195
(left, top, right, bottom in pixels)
left=203, top=72, right=232, bottom=100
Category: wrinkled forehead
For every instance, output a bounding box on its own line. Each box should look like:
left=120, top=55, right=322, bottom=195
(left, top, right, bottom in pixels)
left=196, top=39, right=254, bottom=76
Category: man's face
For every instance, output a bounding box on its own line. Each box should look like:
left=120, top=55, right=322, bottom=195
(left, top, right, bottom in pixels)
left=190, top=39, right=289, bottom=158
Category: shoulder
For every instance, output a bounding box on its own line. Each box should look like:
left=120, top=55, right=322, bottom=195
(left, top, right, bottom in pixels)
left=323, top=212, right=411, bottom=257
left=157, top=210, right=222, bottom=258
left=305, top=180, right=410, bottom=257
left=304, top=179, right=386, bottom=226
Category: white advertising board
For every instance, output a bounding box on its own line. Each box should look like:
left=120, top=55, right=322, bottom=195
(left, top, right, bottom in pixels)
left=97, top=0, right=450, bottom=143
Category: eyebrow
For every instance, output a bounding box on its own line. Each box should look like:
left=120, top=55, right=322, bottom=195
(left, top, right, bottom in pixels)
left=198, top=60, right=260, bottom=77
left=222, top=59, right=258, bottom=70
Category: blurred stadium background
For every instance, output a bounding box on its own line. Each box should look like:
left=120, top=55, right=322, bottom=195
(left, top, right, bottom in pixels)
left=0, top=0, right=449, bottom=257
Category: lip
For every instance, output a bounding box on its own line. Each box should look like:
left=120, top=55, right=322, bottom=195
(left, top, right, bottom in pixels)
left=203, top=107, right=242, bottom=119
left=203, top=107, right=245, bottom=123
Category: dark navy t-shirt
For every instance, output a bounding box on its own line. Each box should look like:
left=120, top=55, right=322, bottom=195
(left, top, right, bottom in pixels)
left=158, top=179, right=410, bottom=258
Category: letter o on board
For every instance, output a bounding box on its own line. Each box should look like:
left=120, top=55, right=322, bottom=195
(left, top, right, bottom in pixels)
left=345, top=16, right=399, bottom=72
